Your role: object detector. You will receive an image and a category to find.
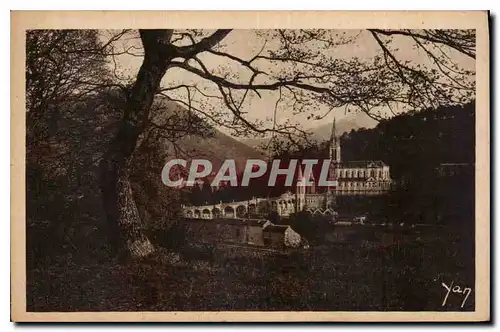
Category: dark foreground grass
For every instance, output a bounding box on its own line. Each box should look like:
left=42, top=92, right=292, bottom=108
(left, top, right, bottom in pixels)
left=27, top=226, right=475, bottom=312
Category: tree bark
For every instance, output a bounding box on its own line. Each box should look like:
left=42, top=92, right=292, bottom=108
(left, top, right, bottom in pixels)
left=99, top=30, right=175, bottom=259
left=100, top=155, right=155, bottom=259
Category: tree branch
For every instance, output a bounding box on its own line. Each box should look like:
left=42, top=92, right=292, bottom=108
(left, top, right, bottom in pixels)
left=176, top=29, right=232, bottom=59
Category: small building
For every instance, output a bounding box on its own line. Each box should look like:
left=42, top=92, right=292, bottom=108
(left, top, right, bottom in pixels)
left=182, top=218, right=301, bottom=249
left=262, top=224, right=302, bottom=249
left=436, top=163, right=474, bottom=177
left=215, top=218, right=271, bottom=246
left=183, top=218, right=271, bottom=246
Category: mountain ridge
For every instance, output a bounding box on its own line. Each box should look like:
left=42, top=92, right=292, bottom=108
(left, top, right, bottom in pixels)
left=239, top=112, right=378, bottom=151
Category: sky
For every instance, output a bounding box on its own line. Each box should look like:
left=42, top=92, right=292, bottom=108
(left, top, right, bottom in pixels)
left=102, top=29, right=475, bottom=139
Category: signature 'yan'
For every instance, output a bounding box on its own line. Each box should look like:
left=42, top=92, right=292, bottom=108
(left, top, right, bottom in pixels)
left=441, top=281, right=472, bottom=308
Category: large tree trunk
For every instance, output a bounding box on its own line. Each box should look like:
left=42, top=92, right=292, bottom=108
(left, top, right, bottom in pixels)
left=99, top=120, right=156, bottom=259
left=99, top=30, right=174, bottom=259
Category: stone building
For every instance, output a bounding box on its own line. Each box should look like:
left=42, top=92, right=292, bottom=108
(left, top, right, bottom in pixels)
left=436, top=163, right=474, bottom=177
left=295, top=118, right=392, bottom=211
left=328, top=118, right=392, bottom=195
left=183, top=218, right=301, bottom=248
left=183, top=218, right=269, bottom=245
left=263, top=224, right=302, bottom=248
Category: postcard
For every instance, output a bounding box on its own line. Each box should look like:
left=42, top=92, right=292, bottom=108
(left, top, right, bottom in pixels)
left=11, top=10, right=490, bottom=322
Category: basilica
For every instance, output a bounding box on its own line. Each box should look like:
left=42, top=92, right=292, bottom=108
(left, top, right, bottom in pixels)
left=182, top=118, right=393, bottom=218
left=295, top=118, right=392, bottom=211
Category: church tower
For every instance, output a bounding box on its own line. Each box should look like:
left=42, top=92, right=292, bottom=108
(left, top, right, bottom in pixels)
left=329, top=117, right=341, bottom=163
left=326, top=117, right=340, bottom=208
left=295, top=165, right=306, bottom=212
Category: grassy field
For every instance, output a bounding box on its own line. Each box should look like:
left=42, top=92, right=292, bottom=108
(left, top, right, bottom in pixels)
left=27, top=225, right=475, bottom=312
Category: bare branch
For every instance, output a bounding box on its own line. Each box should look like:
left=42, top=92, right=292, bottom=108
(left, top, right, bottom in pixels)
left=176, top=29, right=232, bottom=59
left=369, top=29, right=475, bottom=59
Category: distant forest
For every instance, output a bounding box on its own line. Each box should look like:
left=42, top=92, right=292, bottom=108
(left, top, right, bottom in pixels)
left=338, top=102, right=475, bottom=226
left=340, top=101, right=475, bottom=180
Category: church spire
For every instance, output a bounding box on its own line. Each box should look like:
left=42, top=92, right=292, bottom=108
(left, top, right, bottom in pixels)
left=329, top=117, right=341, bottom=163
left=295, top=164, right=306, bottom=212
left=330, top=117, right=337, bottom=143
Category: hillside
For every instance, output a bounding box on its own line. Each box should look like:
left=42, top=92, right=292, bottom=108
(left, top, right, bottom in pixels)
left=339, top=102, right=475, bottom=179
left=309, top=112, right=378, bottom=141
left=26, top=91, right=265, bottom=265
left=130, top=97, right=265, bottom=227
left=177, top=129, right=265, bottom=173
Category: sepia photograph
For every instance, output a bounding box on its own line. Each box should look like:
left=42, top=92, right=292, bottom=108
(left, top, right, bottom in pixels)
left=11, top=11, right=490, bottom=322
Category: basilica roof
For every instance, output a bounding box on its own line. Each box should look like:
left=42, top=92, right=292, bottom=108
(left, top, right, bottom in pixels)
left=336, top=177, right=381, bottom=182
left=335, top=160, right=388, bottom=168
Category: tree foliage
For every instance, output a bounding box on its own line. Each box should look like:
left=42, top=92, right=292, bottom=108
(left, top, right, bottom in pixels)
left=150, top=29, right=475, bottom=146
left=26, top=30, right=116, bottom=151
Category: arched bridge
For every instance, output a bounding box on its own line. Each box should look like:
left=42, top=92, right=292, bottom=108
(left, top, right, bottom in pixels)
left=182, top=191, right=339, bottom=220
left=182, top=193, right=298, bottom=219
